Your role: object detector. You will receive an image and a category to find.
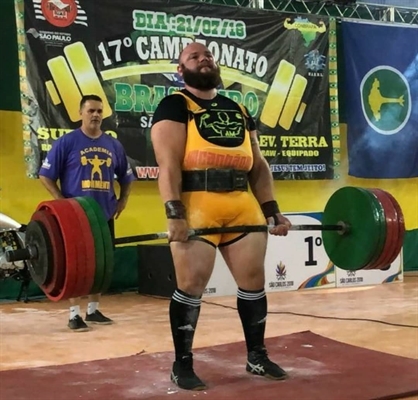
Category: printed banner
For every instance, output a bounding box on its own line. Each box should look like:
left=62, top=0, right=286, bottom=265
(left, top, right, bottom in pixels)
left=203, top=212, right=403, bottom=298
left=342, top=21, right=418, bottom=178
left=204, top=213, right=336, bottom=297
left=16, top=0, right=337, bottom=180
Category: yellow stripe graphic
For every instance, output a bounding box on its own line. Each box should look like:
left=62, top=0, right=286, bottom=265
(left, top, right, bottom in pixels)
left=64, top=42, right=112, bottom=119
left=260, top=60, right=295, bottom=128
left=279, top=74, right=307, bottom=131
left=47, top=56, right=82, bottom=122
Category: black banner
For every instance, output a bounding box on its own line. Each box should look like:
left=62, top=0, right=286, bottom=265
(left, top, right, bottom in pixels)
left=16, top=0, right=337, bottom=180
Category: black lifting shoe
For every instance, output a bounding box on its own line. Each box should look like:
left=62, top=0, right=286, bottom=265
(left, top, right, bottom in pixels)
left=170, top=353, right=207, bottom=391
left=246, top=346, right=288, bottom=380
left=85, top=310, right=113, bottom=325
left=68, top=315, right=89, bottom=332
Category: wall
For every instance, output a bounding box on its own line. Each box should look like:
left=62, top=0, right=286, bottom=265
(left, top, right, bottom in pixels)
left=2, top=110, right=417, bottom=261
left=1, top=0, right=417, bottom=280
left=0, top=109, right=164, bottom=239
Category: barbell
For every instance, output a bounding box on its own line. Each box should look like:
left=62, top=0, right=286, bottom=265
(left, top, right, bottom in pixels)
left=46, top=41, right=306, bottom=130
left=80, top=156, right=112, bottom=167
left=5, top=186, right=405, bottom=302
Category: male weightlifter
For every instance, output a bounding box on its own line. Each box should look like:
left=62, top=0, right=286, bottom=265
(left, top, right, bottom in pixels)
left=151, top=42, right=292, bottom=391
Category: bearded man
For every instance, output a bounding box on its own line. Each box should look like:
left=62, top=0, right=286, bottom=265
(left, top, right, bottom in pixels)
left=150, top=42, right=291, bottom=391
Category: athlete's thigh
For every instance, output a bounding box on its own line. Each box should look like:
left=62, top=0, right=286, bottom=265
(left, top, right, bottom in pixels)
left=182, top=191, right=222, bottom=246
left=220, top=231, right=268, bottom=290
left=219, top=191, right=266, bottom=245
left=170, top=239, right=217, bottom=296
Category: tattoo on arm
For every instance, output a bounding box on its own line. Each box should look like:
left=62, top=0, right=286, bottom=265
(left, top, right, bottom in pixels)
left=250, top=136, right=259, bottom=147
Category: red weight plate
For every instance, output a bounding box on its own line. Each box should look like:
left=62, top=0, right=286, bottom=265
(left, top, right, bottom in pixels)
left=30, top=210, right=66, bottom=299
left=66, top=199, right=96, bottom=297
left=36, top=199, right=81, bottom=301
left=363, top=189, right=398, bottom=270
left=383, top=191, right=406, bottom=268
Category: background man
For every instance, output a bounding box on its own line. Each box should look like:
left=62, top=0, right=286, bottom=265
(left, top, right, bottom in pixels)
left=39, top=94, right=135, bottom=332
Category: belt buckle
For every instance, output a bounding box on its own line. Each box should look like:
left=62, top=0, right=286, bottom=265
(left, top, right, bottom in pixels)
left=229, top=169, right=237, bottom=191
left=204, top=168, right=209, bottom=191
left=204, top=168, right=216, bottom=191
left=204, top=168, right=233, bottom=192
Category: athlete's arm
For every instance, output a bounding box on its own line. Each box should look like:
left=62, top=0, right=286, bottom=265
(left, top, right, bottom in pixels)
left=248, top=130, right=276, bottom=204
left=151, top=120, right=186, bottom=203
left=248, top=130, right=291, bottom=235
left=151, top=94, right=188, bottom=203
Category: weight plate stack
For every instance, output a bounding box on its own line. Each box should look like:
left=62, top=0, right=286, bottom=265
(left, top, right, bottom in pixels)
left=30, top=210, right=66, bottom=300
left=321, top=186, right=384, bottom=271
left=75, top=197, right=106, bottom=295
left=79, top=197, right=114, bottom=294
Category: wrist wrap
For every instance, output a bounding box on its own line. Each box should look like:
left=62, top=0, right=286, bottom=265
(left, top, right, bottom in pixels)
left=165, top=200, right=186, bottom=219
left=261, top=200, right=280, bottom=224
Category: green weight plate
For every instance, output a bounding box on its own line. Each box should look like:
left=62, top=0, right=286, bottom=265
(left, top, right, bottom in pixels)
left=322, top=186, right=383, bottom=271
left=75, top=197, right=106, bottom=295
left=359, top=188, right=387, bottom=269
left=80, top=197, right=114, bottom=294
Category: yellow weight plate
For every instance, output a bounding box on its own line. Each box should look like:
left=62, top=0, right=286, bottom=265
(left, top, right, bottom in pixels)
left=260, top=60, right=295, bottom=128
left=279, top=74, right=307, bottom=131
left=47, top=56, right=82, bottom=122
left=295, top=102, right=307, bottom=123
left=45, top=80, right=60, bottom=106
left=64, top=42, right=113, bottom=119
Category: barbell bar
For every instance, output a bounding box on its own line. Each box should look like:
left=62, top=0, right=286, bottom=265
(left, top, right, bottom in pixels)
left=113, top=223, right=347, bottom=245
left=6, top=224, right=346, bottom=255
left=4, top=186, right=405, bottom=302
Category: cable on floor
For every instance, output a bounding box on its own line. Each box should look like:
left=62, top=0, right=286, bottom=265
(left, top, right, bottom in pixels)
left=138, top=294, right=418, bottom=329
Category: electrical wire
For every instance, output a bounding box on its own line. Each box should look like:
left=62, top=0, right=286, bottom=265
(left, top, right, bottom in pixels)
left=139, top=294, right=418, bottom=329
left=202, top=299, right=418, bottom=329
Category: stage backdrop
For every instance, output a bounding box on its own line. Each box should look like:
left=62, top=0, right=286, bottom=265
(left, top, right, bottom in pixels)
left=15, top=0, right=340, bottom=180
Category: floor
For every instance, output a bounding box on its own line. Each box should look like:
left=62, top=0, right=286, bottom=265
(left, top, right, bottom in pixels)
left=0, top=276, right=417, bottom=398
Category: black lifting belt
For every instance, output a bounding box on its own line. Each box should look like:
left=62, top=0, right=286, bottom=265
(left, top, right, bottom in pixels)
left=182, top=169, right=248, bottom=192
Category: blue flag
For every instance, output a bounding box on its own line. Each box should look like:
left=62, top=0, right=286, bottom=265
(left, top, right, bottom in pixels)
left=342, top=21, right=418, bottom=178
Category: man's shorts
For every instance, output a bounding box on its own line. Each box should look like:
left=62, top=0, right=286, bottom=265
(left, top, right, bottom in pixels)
left=181, top=190, right=266, bottom=247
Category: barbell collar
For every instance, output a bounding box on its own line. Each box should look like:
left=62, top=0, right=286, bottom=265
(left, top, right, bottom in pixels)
left=5, top=245, right=37, bottom=262
left=289, top=222, right=349, bottom=233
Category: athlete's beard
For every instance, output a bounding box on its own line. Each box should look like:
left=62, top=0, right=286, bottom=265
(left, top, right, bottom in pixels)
left=181, top=64, right=222, bottom=90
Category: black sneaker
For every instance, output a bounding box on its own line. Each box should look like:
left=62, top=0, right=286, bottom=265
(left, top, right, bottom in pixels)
left=85, top=310, right=113, bottom=325
left=68, top=315, right=89, bottom=332
left=246, top=346, right=287, bottom=380
left=170, top=353, right=207, bottom=391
